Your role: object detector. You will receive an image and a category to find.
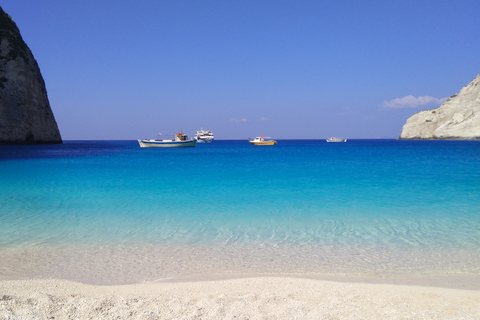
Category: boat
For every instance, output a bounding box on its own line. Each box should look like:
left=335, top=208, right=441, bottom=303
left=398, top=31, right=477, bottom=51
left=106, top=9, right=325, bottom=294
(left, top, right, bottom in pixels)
left=249, top=136, right=277, bottom=145
left=138, top=132, right=197, bottom=148
left=326, top=137, right=347, bottom=142
left=193, top=128, right=214, bottom=143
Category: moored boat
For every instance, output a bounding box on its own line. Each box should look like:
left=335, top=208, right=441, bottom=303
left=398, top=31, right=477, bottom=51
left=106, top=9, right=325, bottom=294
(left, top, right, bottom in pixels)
left=249, top=136, right=277, bottom=145
left=193, top=128, right=214, bottom=143
left=138, top=132, right=197, bottom=148
left=326, top=137, right=347, bottom=142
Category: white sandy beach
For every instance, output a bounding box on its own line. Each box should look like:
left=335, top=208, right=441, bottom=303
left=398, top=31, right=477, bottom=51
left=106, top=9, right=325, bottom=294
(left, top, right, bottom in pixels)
left=1, top=277, right=480, bottom=319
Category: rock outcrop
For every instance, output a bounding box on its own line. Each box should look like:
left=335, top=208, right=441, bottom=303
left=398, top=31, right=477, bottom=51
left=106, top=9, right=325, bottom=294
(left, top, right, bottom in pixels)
left=0, top=6, right=61, bottom=144
left=399, top=73, right=480, bottom=140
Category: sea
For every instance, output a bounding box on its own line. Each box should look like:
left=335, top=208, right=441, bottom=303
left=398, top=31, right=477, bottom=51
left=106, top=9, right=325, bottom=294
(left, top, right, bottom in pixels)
left=1, top=139, right=480, bottom=286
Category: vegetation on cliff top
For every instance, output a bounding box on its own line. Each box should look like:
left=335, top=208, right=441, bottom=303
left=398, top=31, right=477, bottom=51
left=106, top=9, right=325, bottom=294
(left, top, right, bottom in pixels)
left=0, top=5, right=29, bottom=63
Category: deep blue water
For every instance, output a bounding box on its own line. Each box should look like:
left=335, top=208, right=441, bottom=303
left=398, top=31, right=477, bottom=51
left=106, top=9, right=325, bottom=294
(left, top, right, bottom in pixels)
left=1, top=140, right=480, bottom=283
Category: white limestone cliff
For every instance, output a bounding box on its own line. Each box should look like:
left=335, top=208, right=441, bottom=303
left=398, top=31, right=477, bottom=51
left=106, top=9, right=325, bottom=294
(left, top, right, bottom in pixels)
left=399, top=73, right=480, bottom=140
left=0, top=6, right=62, bottom=144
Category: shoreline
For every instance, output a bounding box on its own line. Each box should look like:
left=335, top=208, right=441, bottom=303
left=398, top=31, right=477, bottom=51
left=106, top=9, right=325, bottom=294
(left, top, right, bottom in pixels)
left=2, top=243, right=480, bottom=289
left=3, top=270, right=480, bottom=290
left=157, top=271, right=480, bottom=291
left=1, top=276, right=480, bottom=319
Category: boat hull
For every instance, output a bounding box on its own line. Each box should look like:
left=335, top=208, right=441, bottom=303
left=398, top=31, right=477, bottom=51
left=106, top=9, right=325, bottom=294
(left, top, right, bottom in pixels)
left=195, top=138, right=214, bottom=143
left=138, top=139, right=197, bottom=148
left=326, top=137, right=347, bottom=142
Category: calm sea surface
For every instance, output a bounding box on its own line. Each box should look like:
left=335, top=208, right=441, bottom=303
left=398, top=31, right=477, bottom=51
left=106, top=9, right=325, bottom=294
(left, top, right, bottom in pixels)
left=1, top=140, right=479, bottom=285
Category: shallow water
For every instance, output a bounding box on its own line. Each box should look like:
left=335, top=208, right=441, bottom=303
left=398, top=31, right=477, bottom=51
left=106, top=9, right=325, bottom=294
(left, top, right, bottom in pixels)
left=1, top=140, right=479, bottom=285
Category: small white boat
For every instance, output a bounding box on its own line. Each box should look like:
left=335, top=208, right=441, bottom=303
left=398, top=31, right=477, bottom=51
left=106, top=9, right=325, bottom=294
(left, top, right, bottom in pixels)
left=138, top=132, right=197, bottom=148
left=326, top=137, right=347, bottom=142
left=249, top=136, right=277, bottom=145
left=194, top=128, right=214, bottom=143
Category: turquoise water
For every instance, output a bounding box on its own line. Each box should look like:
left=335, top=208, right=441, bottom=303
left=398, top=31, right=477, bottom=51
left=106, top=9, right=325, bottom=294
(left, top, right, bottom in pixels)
left=1, top=140, right=480, bottom=284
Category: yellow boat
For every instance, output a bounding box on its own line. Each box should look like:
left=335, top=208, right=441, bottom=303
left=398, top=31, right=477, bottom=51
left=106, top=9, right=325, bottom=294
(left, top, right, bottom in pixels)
left=249, top=136, right=277, bottom=145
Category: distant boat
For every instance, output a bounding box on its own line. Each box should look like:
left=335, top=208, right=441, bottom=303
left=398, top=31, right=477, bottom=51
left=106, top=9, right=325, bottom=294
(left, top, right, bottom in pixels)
left=138, top=132, right=197, bottom=148
left=249, top=136, right=277, bottom=145
left=193, top=128, right=214, bottom=143
left=326, top=137, right=347, bottom=142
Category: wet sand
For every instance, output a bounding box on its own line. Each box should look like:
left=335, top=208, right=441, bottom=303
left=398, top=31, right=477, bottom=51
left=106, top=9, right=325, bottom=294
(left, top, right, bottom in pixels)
left=1, top=277, right=480, bottom=319
left=2, top=243, right=480, bottom=287
left=1, top=244, right=480, bottom=318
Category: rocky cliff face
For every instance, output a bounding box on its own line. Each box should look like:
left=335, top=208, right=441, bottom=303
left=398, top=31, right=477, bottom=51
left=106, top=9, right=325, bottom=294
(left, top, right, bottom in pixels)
left=0, top=6, right=61, bottom=144
left=399, top=73, right=480, bottom=140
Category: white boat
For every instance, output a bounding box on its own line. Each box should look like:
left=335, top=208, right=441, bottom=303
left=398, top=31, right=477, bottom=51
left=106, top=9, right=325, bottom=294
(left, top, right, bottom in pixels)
left=249, top=136, right=277, bottom=145
left=138, top=132, right=197, bottom=148
left=193, top=128, right=214, bottom=143
left=326, top=137, right=347, bottom=142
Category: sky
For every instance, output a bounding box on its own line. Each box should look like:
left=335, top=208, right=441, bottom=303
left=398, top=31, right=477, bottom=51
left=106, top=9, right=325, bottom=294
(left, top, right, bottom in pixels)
left=2, top=0, right=479, bottom=140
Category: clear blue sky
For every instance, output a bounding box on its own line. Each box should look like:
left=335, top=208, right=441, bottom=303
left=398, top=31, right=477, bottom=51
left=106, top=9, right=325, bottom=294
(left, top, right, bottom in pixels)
left=2, top=0, right=479, bottom=139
